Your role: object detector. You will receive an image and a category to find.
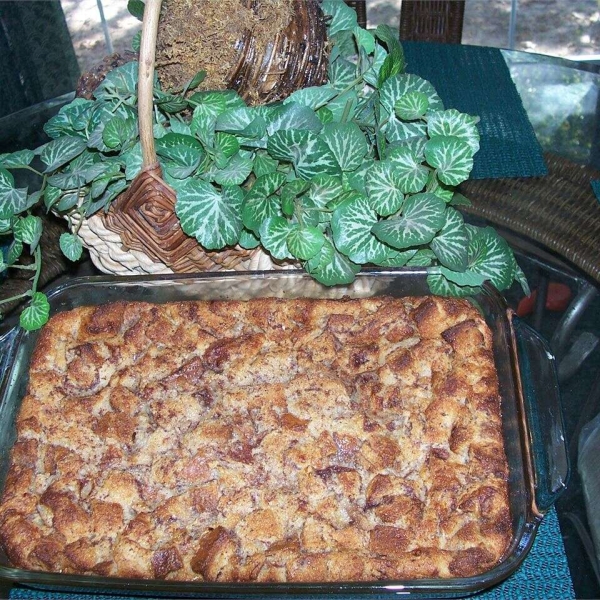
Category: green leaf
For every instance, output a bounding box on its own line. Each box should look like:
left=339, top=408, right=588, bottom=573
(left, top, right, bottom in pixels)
left=450, top=192, right=472, bottom=207
left=0, top=216, right=12, bottom=234
left=343, top=159, right=374, bottom=196
left=0, top=182, right=30, bottom=219
left=265, top=103, right=323, bottom=136
left=190, top=91, right=227, bottom=123
left=430, top=207, right=468, bottom=271
left=363, top=43, right=388, bottom=88
left=94, top=62, right=138, bottom=99
left=438, top=266, right=487, bottom=287
left=56, top=192, right=79, bottom=212
left=248, top=173, right=287, bottom=199
left=85, top=179, right=127, bottom=217
left=183, top=70, right=207, bottom=95
left=424, top=135, right=474, bottom=186
left=284, top=85, right=337, bottom=110
left=7, top=240, right=23, bottom=265
left=380, top=74, right=443, bottom=117
left=59, top=232, right=83, bottom=261
left=267, top=129, right=309, bottom=163
left=372, top=192, right=446, bottom=250
left=321, top=122, right=368, bottom=172
left=384, top=119, right=427, bottom=144
left=14, top=215, right=42, bottom=250
left=328, top=58, right=357, bottom=91
left=365, top=161, right=405, bottom=217
left=295, top=136, right=341, bottom=180
left=427, top=109, right=480, bottom=155
left=386, top=146, right=430, bottom=194
left=321, top=0, right=358, bottom=35
left=372, top=248, right=417, bottom=268
left=102, top=116, right=137, bottom=149
left=466, top=227, right=516, bottom=291
left=20, top=293, right=50, bottom=331
left=326, top=90, right=358, bottom=122
left=427, top=273, right=480, bottom=298
left=259, top=216, right=294, bottom=260
left=0, top=167, right=13, bottom=188
left=515, top=264, right=531, bottom=296
left=375, top=25, right=405, bottom=87
left=309, top=238, right=360, bottom=286
left=132, top=31, right=141, bottom=52
left=253, top=151, right=279, bottom=178
left=239, top=228, right=260, bottom=249
left=155, top=90, right=189, bottom=114
left=213, top=152, right=253, bottom=186
left=0, top=149, right=35, bottom=169
left=332, top=194, right=394, bottom=264
left=123, top=142, right=143, bottom=180
left=214, top=133, right=239, bottom=169
left=242, top=193, right=281, bottom=234
left=286, top=225, right=324, bottom=261
left=407, top=248, right=436, bottom=267
left=317, top=106, right=334, bottom=125
left=127, top=0, right=145, bottom=20
left=354, top=26, right=376, bottom=53
left=395, top=91, right=429, bottom=121
left=176, top=180, right=243, bottom=250
left=40, top=136, right=87, bottom=173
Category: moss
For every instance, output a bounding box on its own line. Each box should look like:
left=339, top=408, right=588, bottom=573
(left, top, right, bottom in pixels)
left=155, top=0, right=294, bottom=93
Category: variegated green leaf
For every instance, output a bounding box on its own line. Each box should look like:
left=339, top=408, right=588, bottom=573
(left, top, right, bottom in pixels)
left=326, top=90, right=358, bottom=123
left=123, top=142, right=143, bottom=180
left=286, top=225, right=324, bottom=260
left=267, top=130, right=310, bottom=163
left=59, top=232, right=83, bottom=261
left=332, top=194, right=393, bottom=264
left=20, top=293, right=50, bottom=331
left=14, top=215, right=42, bottom=250
left=430, top=207, right=468, bottom=271
left=395, top=91, right=429, bottom=121
left=94, top=62, right=138, bottom=99
left=176, top=180, right=243, bottom=249
left=427, top=273, right=480, bottom=298
left=438, top=267, right=487, bottom=287
left=427, top=109, right=480, bottom=154
left=365, top=161, right=405, bottom=216
left=295, top=136, right=341, bottom=180
left=102, top=116, right=137, bottom=149
left=0, top=180, right=30, bottom=219
left=343, top=159, right=374, bottom=196
left=0, top=150, right=35, bottom=169
left=371, top=248, right=418, bottom=267
left=242, top=193, right=281, bottom=234
left=321, top=122, right=368, bottom=172
left=372, top=192, right=446, bottom=249
left=40, top=136, right=87, bottom=173
left=466, top=227, right=516, bottom=291
left=248, top=172, right=287, bottom=199
left=266, top=104, right=322, bottom=136
left=386, top=146, right=430, bottom=194
left=321, top=0, right=358, bottom=36
left=424, top=136, right=474, bottom=186
left=259, top=216, right=294, bottom=260
left=384, top=119, right=427, bottom=144
left=284, top=85, right=337, bottom=110
left=308, top=238, right=360, bottom=286
left=328, top=58, right=357, bottom=91
left=308, top=174, right=345, bottom=209
left=380, top=74, right=443, bottom=117
left=239, top=228, right=260, bottom=249
left=213, top=152, right=253, bottom=186
left=407, top=248, right=436, bottom=267
left=354, top=26, right=375, bottom=53
left=253, top=151, right=279, bottom=178
left=189, top=91, right=227, bottom=121
left=214, top=133, right=240, bottom=169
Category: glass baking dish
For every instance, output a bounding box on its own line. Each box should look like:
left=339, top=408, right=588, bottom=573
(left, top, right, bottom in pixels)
left=0, top=269, right=569, bottom=597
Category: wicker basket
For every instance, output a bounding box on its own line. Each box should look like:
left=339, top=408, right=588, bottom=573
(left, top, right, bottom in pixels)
left=77, top=0, right=327, bottom=276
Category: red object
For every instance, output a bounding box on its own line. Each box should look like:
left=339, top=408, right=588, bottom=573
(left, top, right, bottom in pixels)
left=517, top=283, right=572, bottom=317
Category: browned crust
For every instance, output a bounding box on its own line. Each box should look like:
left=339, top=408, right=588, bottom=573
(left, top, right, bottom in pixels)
left=0, top=296, right=511, bottom=581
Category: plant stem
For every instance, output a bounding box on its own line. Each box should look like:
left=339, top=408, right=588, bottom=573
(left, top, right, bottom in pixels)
left=7, top=264, right=37, bottom=271
left=0, top=291, right=32, bottom=306
left=31, top=246, right=42, bottom=294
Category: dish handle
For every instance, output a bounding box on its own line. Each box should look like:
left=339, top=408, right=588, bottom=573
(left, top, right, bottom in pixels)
left=513, top=316, right=570, bottom=513
left=0, top=327, right=19, bottom=395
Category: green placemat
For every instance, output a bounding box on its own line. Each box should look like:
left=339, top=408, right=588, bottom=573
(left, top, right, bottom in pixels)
left=8, top=507, right=574, bottom=599
left=402, top=42, right=548, bottom=180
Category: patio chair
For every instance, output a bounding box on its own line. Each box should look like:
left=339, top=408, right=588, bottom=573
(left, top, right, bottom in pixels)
left=343, top=0, right=465, bottom=44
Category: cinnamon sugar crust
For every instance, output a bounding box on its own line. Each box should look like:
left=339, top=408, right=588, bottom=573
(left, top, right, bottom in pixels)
left=0, top=296, right=511, bottom=581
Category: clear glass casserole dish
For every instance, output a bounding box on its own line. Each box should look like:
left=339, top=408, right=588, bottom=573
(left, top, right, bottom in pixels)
left=0, top=269, right=569, bottom=597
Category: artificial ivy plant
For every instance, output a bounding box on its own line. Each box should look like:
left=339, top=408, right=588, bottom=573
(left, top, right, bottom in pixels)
left=0, top=1, right=527, bottom=330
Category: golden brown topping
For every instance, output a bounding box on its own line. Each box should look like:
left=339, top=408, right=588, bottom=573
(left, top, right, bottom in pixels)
left=0, top=296, right=510, bottom=582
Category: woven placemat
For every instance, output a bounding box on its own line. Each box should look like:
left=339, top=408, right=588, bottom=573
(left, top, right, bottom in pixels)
left=8, top=507, right=573, bottom=599
left=402, top=42, right=548, bottom=180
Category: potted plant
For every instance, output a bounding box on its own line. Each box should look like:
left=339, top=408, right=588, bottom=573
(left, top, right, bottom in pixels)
left=0, top=0, right=527, bottom=330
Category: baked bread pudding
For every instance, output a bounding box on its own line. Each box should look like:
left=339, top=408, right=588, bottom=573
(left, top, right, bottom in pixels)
left=0, top=296, right=511, bottom=581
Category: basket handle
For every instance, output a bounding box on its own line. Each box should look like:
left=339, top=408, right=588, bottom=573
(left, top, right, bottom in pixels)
left=138, top=0, right=162, bottom=169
